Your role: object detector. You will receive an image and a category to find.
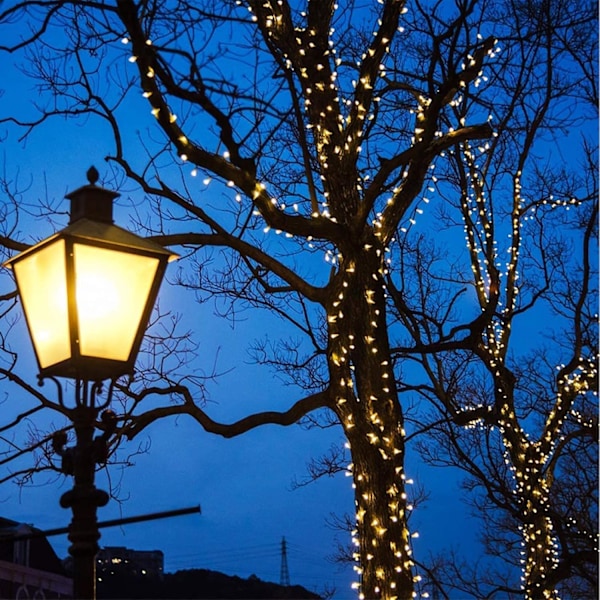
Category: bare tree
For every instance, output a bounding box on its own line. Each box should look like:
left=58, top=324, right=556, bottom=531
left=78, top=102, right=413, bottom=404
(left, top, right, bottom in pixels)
left=0, top=1, right=595, bottom=598
left=386, top=1, right=598, bottom=597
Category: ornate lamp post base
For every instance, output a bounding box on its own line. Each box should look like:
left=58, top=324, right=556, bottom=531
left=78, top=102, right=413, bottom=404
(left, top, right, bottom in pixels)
left=53, top=400, right=116, bottom=600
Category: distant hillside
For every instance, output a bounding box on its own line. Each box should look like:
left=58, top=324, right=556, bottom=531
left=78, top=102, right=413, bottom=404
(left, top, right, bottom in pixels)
left=97, top=568, right=322, bottom=599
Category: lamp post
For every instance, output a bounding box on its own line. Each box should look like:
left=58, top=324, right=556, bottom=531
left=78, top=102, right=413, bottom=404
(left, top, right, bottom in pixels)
left=3, top=167, right=177, bottom=599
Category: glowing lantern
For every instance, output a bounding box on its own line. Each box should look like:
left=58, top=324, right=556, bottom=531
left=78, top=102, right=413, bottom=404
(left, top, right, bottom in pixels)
left=4, top=167, right=177, bottom=381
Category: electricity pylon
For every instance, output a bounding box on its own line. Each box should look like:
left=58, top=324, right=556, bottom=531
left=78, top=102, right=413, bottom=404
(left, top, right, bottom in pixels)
left=280, top=536, right=290, bottom=586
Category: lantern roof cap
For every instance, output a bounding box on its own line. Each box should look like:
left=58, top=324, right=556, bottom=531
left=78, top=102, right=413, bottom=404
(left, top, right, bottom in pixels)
left=63, top=218, right=178, bottom=259
left=66, top=166, right=119, bottom=224
left=3, top=219, right=178, bottom=268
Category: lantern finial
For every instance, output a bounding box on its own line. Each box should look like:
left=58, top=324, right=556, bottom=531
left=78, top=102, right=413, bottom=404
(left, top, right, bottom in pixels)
left=87, top=166, right=100, bottom=186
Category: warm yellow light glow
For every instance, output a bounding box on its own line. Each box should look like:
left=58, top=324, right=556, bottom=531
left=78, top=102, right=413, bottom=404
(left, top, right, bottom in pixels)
left=13, top=239, right=70, bottom=369
left=73, top=244, right=160, bottom=361
left=11, top=239, right=161, bottom=374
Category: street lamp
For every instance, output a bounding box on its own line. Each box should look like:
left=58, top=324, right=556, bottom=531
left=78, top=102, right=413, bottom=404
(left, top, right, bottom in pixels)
left=3, top=167, right=177, bottom=599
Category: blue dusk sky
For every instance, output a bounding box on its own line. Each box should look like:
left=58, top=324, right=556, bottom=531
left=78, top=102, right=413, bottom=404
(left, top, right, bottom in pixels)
left=0, top=3, right=564, bottom=599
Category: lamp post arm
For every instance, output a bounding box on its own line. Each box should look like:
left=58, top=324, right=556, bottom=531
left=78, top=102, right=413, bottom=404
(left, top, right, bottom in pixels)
left=121, top=385, right=331, bottom=440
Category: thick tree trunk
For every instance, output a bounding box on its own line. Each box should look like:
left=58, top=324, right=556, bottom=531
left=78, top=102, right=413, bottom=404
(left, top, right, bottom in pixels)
left=505, top=420, right=560, bottom=599
left=521, top=479, right=559, bottom=599
left=346, top=417, right=413, bottom=599
left=328, top=238, right=414, bottom=599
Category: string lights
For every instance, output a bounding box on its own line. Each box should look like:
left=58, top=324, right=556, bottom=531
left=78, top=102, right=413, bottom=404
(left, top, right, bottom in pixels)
left=113, top=0, right=596, bottom=597
left=456, top=119, right=597, bottom=598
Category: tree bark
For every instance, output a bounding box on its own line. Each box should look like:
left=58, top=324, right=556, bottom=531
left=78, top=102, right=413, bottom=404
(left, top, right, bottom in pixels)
left=329, top=236, right=414, bottom=599
left=346, top=420, right=413, bottom=599
left=516, top=450, right=559, bottom=600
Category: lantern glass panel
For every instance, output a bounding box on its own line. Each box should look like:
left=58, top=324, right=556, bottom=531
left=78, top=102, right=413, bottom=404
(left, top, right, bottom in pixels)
left=73, top=243, right=160, bottom=361
left=13, top=239, right=71, bottom=369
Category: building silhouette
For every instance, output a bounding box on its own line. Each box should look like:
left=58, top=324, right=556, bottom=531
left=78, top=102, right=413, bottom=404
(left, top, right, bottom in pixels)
left=95, top=546, right=164, bottom=581
left=0, top=517, right=73, bottom=599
